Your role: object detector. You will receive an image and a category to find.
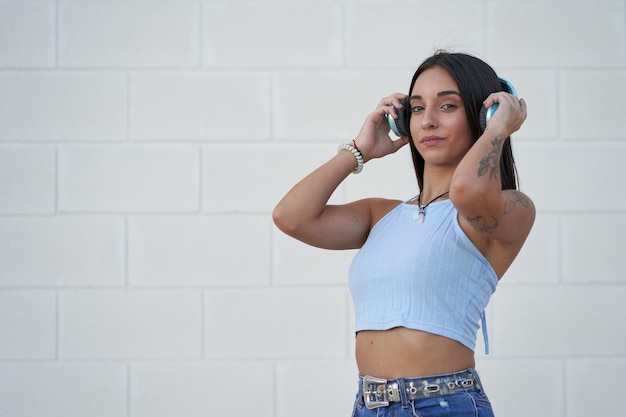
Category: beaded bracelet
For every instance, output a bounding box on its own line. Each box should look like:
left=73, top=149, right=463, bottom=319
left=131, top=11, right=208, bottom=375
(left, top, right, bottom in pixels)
left=337, top=143, right=364, bottom=174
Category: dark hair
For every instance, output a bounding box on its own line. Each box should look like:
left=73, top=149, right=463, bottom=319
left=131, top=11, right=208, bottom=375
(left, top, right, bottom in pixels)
left=407, top=51, right=519, bottom=191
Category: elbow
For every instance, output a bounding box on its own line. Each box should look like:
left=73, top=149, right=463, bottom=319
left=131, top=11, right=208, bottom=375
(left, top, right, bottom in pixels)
left=272, top=204, right=288, bottom=233
left=449, top=174, right=489, bottom=210
left=272, top=203, right=300, bottom=237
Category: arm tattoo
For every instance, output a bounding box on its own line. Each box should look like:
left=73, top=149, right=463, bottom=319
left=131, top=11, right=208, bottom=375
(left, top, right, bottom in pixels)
left=504, top=191, right=530, bottom=215
left=466, top=214, right=499, bottom=234
left=477, top=137, right=505, bottom=180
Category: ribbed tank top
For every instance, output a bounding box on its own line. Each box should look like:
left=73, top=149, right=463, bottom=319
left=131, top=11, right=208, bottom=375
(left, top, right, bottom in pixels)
left=348, top=198, right=498, bottom=353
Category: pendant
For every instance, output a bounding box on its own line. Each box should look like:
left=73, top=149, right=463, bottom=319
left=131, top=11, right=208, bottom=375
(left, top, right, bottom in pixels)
left=414, top=207, right=425, bottom=223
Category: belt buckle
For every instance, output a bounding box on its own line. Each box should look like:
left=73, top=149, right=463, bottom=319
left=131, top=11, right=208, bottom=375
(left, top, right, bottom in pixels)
left=362, top=375, right=389, bottom=410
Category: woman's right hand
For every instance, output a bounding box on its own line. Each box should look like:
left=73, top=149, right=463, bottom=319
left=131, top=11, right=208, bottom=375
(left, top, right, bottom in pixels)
left=353, top=94, right=411, bottom=162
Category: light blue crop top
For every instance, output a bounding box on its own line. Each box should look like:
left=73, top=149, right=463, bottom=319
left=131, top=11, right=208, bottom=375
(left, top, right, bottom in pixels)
left=348, top=198, right=498, bottom=353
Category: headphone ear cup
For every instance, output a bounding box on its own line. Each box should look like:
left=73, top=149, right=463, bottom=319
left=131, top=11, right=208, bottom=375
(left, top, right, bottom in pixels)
left=479, top=106, right=488, bottom=132
left=479, top=105, right=497, bottom=132
left=480, top=77, right=517, bottom=133
left=386, top=99, right=410, bottom=137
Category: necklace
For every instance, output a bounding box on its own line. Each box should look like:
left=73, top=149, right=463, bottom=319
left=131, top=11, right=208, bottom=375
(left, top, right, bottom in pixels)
left=414, top=191, right=450, bottom=223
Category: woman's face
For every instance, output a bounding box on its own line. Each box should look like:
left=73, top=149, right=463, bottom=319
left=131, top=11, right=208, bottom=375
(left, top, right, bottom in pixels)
left=409, top=66, right=474, bottom=168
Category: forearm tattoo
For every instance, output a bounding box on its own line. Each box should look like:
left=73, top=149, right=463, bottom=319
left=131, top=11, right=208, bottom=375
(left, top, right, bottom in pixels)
left=477, top=137, right=505, bottom=180
left=468, top=140, right=530, bottom=235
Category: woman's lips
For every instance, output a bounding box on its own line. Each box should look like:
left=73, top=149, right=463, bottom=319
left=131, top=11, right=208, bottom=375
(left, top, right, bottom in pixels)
left=420, top=136, right=445, bottom=146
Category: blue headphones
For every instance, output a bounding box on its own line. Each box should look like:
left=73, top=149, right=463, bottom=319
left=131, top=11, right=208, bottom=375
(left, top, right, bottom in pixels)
left=386, top=77, right=518, bottom=137
left=479, top=78, right=518, bottom=132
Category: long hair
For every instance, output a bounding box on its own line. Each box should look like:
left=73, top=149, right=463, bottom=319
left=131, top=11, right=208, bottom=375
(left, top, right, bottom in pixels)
left=407, top=51, right=519, bottom=191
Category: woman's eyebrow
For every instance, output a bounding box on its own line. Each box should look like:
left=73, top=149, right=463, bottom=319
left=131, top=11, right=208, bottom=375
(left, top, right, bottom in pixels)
left=409, top=90, right=461, bottom=100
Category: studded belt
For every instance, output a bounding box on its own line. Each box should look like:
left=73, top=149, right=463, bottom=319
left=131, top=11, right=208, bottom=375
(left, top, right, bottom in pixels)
left=360, top=369, right=481, bottom=410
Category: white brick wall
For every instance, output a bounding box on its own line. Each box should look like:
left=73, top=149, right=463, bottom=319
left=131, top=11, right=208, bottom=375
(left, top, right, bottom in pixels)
left=0, top=2, right=55, bottom=67
left=0, top=72, right=127, bottom=141
left=58, top=1, right=200, bottom=68
left=0, top=363, right=128, bottom=417
left=1, top=1, right=624, bottom=417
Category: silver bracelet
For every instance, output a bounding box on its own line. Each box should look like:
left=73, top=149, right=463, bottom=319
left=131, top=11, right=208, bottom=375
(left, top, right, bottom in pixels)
left=337, top=143, right=364, bottom=174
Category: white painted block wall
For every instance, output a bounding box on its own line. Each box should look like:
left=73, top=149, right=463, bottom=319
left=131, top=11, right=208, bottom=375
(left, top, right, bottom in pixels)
left=0, top=1, right=624, bottom=417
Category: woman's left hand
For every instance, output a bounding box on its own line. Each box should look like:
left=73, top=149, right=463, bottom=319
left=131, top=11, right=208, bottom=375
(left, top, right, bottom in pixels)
left=482, top=93, right=527, bottom=138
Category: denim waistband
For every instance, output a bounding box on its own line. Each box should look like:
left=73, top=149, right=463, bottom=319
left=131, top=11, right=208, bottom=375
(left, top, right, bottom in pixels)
left=358, top=368, right=483, bottom=410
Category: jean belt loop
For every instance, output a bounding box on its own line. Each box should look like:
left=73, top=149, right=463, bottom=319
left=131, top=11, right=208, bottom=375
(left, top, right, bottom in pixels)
left=396, top=377, right=410, bottom=408
left=357, top=376, right=365, bottom=407
left=468, top=368, right=482, bottom=392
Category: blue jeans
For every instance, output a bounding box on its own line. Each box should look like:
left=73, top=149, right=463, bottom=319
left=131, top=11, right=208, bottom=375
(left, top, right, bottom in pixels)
left=351, top=369, right=495, bottom=417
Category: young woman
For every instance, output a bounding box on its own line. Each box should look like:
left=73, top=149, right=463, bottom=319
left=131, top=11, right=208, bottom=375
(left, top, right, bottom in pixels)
left=273, top=51, right=535, bottom=416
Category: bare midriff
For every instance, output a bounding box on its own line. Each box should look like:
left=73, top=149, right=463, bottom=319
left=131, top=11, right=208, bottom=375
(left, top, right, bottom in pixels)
left=355, top=327, right=475, bottom=379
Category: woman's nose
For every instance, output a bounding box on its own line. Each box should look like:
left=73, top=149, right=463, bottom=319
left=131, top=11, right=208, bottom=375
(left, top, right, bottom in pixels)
left=419, top=109, right=438, bottom=129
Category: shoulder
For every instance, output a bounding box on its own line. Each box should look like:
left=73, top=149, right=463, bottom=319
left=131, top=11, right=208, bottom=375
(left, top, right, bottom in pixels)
left=367, top=198, right=404, bottom=227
